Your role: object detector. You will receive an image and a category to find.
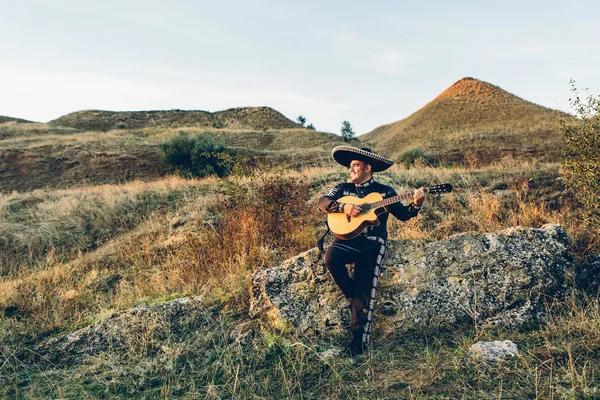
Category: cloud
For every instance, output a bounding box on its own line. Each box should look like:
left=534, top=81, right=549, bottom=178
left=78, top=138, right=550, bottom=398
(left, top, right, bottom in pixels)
left=328, top=31, right=414, bottom=76
left=0, top=64, right=351, bottom=132
left=370, top=51, right=412, bottom=76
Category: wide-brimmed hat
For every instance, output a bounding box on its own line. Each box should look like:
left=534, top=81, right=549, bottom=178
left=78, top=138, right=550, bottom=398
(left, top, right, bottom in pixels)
left=332, top=146, right=394, bottom=172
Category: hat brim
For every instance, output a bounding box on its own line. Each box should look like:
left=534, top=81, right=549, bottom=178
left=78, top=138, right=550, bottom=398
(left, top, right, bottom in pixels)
left=332, top=146, right=394, bottom=172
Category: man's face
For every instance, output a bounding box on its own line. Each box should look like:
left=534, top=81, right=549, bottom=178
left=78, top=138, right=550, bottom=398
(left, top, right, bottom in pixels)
left=349, top=160, right=372, bottom=184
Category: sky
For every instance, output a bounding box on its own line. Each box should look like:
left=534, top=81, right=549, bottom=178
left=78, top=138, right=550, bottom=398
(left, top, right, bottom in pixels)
left=1, top=0, right=599, bottom=135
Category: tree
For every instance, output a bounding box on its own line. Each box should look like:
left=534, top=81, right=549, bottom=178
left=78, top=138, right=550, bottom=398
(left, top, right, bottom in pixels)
left=306, top=123, right=316, bottom=130
left=296, top=115, right=306, bottom=127
left=340, top=120, right=355, bottom=141
left=560, top=80, right=600, bottom=237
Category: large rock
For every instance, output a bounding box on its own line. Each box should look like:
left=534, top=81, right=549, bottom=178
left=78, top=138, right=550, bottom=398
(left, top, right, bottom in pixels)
left=34, top=296, right=208, bottom=365
left=468, top=340, right=519, bottom=362
left=250, top=224, right=573, bottom=336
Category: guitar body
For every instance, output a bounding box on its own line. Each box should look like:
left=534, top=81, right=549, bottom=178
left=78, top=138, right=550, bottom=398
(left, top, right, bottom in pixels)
left=325, top=183, right=452, bottom=240
left=327, top=192, right=386, bottom=240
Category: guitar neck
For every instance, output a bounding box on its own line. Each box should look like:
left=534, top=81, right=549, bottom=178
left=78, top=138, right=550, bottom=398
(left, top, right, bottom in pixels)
left=369, top=187, right=430, bottom=209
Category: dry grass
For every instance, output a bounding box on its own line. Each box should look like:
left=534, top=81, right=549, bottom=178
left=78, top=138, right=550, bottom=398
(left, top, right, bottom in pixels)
left=2, top=291, right=598, bottom=398
left=0, top=175, right=218, bottom=275
left=0, top=159, right=583, bottom=332
left=0, top=172, right=321, bottom=337
left=1, top=158, right=597, bottom=399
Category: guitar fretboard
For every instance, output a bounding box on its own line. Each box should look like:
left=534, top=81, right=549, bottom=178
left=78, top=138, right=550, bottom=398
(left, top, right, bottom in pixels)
left=368, top=187, right=430, bottom=209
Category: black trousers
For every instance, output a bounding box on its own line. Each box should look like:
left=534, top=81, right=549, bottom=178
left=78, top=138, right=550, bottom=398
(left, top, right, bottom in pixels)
left=324, top=235, right=387, bottom=347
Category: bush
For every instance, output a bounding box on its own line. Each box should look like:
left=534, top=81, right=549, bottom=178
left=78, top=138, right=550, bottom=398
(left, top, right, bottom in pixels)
left=160, top=131, right=235, bottom=178
left=179, top=174, right=320, bottom=284
left=400, top=148, right=431, bottom=169
left=560, top=81, right=600, bottom=245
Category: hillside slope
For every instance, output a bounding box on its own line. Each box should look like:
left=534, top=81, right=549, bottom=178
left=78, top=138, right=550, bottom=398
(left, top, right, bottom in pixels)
left=0, top=124, right=351, bottom=192
left=0, top=115, right=32, bottom=124
left=361, top=77, right=568, bottom=164
left=50, top=106, right=299, bottom=131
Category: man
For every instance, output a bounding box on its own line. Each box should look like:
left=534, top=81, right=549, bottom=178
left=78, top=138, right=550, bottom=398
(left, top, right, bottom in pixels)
left=318, top=146, right=425, bottom=355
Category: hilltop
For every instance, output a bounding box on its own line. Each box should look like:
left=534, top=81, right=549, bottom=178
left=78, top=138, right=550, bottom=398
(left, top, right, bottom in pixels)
left=50, top=106, right=299, bottom=131
left=361, top=77, right=568, bottom=164
left=0, top=115, right=32, bottom=124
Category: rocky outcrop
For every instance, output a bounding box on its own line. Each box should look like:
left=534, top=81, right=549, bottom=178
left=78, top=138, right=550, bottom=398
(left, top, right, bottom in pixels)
left=468, top=340, right=519, bottom=362
left=35, top=296, right=208, bottom=365
left=250, top=224, right=573, bottom=336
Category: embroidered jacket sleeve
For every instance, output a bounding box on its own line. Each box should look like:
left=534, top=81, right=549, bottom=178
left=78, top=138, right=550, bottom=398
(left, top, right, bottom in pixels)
left=386, top=187, right=420, bottom=221
left=318, top=183, right=346, bottom=213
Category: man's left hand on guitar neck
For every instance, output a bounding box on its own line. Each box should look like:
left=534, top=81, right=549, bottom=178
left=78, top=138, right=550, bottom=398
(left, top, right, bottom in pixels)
left=413, top=187, right=426, bottom=208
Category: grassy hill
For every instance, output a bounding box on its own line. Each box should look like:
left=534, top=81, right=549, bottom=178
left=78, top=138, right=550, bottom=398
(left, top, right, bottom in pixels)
left=0, top=115, right=32, bottom=124
left=2, top=93, right=599, bottom=398
left=49, top=106, right=299, bottom=131
left=0, top=118, right=352, bottom=192
left=361, top=77, right=569, bottom=164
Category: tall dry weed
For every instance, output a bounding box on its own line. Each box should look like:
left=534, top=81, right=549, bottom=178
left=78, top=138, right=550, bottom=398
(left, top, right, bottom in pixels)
left=390, top=176, right=567, bottom=241
left=176, top=175, right=319, bottom=287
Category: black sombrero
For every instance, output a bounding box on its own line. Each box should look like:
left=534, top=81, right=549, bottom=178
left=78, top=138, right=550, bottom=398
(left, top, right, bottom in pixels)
left=332, top=146, right=394, bottom=172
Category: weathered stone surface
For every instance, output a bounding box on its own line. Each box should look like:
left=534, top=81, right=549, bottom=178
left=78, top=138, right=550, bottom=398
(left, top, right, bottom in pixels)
left=319, top=348, right=342, bottom=359
left=249, top=224, right=573, bottom=336
left=35, top=296, right=207, bottom=365
left=468, top=340, right=519, bottom=362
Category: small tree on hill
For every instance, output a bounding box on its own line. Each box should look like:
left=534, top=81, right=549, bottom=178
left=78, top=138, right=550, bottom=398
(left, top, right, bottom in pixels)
left=296, top=115, right=306, bottom=127
left=340, top=120, right=355, bottom=141
left=560, top=81, right=600, bottom=239
left=306, top=123, right=316, bottom=130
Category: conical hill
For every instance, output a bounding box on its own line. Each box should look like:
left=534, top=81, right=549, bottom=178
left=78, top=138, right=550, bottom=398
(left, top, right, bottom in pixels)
left=361, top=77, right=567, bottom=164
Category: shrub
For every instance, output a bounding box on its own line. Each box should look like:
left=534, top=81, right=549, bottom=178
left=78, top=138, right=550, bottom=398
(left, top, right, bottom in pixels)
left=400, top=148, right=431, bottom=169
left=179, top=174, right=320, bottom=285
left=160, top=131, right=234, bottom=178
left=560, top=81, right=600, bottom=247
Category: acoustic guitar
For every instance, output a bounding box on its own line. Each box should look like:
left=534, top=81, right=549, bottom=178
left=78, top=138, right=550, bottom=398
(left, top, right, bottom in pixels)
left=328, top=184, right=453, bottom=240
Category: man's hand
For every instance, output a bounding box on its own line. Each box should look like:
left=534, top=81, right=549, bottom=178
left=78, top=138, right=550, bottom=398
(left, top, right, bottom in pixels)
left=413, top=187, right=426, bottom=206
left=343, top=203, right=362, bottom=217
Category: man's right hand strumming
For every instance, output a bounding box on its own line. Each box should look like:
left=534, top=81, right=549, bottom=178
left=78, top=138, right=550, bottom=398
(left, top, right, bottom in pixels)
left=342, top=203, right=362, bottom=217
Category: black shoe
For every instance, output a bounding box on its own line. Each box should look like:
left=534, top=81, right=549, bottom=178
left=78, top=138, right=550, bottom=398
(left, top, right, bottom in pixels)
left=344, top=331, right=367, bottom=357
left=344, top=341, right=367, bottom=357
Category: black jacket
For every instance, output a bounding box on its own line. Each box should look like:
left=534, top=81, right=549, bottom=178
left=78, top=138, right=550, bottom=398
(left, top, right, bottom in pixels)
left=318, top=177, right=420, bottom=240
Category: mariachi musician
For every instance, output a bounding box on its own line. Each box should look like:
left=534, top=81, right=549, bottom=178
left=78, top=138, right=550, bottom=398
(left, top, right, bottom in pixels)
left=318, top=146, right=426, bottom=355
